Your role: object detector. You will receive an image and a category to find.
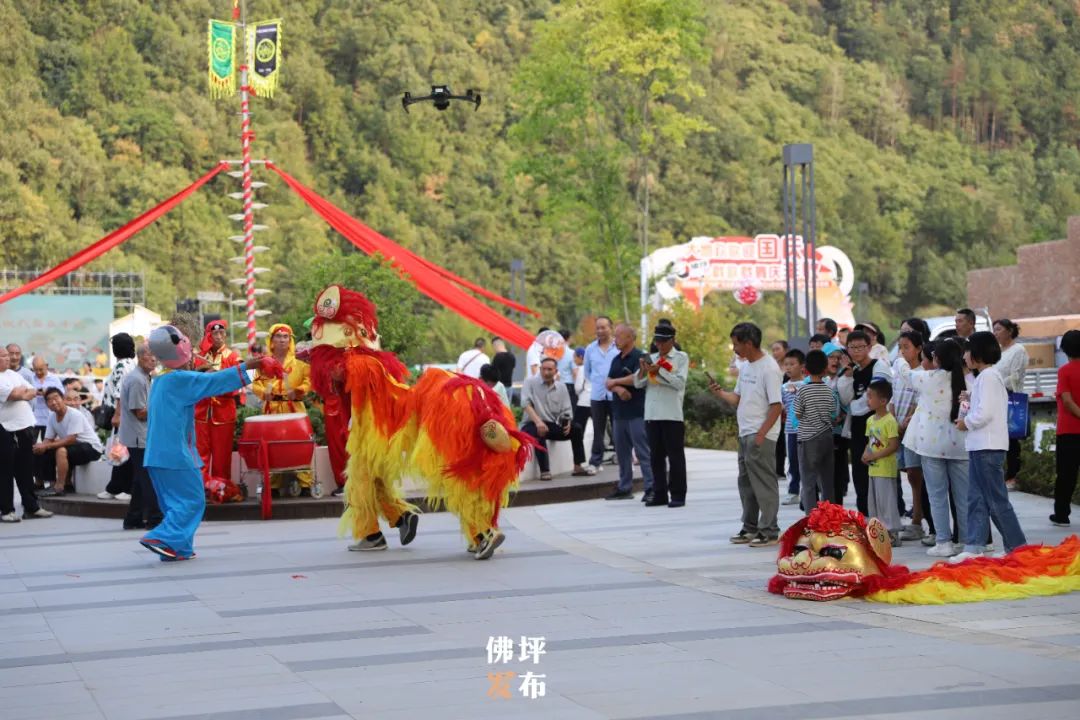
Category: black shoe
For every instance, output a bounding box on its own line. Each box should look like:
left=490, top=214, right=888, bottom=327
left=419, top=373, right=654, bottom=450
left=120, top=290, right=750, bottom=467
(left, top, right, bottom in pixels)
left=331, top=487, right=344, bottom=497
left=396, top=511, right=419, bottom=546
left=667, top=500, right=685, bottom=508
left=123, top=521, right=146, bottom=531
left=641, top=492, right=654, bottom=503
left=605, top=489, right=633, bottom=500
left=1050, top=514, right=1071, bottom=527
left=645, top=498, right=669, bottom=507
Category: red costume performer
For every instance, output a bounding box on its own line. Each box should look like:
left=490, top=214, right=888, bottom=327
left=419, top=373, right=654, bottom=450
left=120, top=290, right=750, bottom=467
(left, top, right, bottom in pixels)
left=194, top=320, right=241, bottom=482
left=322, top=382, right=350, bottom=491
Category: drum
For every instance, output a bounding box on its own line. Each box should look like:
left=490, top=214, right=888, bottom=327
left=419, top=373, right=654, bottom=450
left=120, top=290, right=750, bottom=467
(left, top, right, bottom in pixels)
left=238, top=413, right=315, bottom=471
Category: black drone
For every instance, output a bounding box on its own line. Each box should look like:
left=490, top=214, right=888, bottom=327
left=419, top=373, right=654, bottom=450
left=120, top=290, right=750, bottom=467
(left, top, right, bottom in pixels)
left=402, top=85, right=481, bottom=113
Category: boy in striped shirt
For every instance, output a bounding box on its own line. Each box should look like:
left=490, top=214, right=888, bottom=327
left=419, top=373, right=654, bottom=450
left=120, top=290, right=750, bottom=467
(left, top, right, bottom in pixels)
left=795, top=349, right=838, bottom=511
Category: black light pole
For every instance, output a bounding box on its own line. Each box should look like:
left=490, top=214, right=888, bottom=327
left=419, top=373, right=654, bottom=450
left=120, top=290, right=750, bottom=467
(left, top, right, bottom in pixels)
left=782, top=143, right=817, bottom=340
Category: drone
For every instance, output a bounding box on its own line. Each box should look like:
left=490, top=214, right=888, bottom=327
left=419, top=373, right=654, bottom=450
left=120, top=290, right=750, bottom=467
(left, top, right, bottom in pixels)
left=402, top=85, right=481, bottom=113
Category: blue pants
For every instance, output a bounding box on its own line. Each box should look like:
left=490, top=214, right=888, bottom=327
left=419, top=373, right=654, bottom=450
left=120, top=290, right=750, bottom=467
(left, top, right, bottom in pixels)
left=144, top=467, right=206, bottom=558
left=786, top=433, right=800, bottom=495
left=614, top=417, right=654, bottom=493
left=921, top=456, right=968, bottom=545
left=966, top=450, right=1027, bottom=554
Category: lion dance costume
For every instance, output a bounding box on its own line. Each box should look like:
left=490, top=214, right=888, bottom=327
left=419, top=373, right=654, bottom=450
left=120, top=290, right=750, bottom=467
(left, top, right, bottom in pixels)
left=770, top=502, right=1080, bottom=604
left=308, top=285, right=537, bottom=559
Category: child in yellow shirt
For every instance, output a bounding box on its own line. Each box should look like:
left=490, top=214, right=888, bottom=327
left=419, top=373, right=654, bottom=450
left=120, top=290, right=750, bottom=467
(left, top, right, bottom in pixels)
left=862, top=379, right=901, bottom=546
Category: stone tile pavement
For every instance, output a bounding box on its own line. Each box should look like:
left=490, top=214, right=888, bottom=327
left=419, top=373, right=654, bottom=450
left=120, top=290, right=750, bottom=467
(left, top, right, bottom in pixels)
left=1, top=448, right=1079, bottom=719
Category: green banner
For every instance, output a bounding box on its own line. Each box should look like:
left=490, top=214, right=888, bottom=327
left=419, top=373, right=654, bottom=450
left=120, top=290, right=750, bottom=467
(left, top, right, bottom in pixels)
left=208, top=19, right=236, bottom=99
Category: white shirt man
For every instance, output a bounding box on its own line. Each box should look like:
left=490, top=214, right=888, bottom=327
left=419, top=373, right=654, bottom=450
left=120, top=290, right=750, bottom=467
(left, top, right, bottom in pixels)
left=0, top=347, right=52, bottom=520
left=456, top=339, right=491, bottom=379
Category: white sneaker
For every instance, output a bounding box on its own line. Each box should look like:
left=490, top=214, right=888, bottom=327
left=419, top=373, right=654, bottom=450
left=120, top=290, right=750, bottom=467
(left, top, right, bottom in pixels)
left=921, top=532, right=937, bottom=547
left=781, top=494, right=799, bottom=505
left=96, top=491, right=114, bottom=499
left=948, top=551, right=983, bottom=564
left=585, top=465, right=598, bottom=476
left=926, top=541, right=956, bottom=558
left=115, top=492, right=132, bottom=501
left=0, top=512, right=19, bottom=523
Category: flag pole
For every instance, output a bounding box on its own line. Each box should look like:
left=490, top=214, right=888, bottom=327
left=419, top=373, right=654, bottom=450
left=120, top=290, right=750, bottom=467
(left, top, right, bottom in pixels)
left=237, top=0, right=257, bottom=348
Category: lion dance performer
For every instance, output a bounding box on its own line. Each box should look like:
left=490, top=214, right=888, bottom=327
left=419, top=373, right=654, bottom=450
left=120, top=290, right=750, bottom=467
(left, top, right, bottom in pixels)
left=308, top=285, right=537, bottom=559
left=142, top=324, right=283, bottom=561
left=251, top=323, right=314, bottom=494
left=770, top=502, right=1080, bottom=603
left=193, top=320, right=243, bottom=502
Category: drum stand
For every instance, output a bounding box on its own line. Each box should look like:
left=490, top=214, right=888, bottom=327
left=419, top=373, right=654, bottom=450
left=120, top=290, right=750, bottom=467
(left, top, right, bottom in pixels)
left=238, top=437, right=320, bottom=520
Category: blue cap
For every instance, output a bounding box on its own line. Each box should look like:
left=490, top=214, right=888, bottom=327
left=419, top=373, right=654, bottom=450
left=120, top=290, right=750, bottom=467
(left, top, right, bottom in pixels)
left=822, top=341, right=844, bottom=356
left=574, top=346, right=585, bottom=358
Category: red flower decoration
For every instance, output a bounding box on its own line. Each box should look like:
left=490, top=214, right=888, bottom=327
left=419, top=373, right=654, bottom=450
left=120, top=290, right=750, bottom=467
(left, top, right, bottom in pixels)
left=806, top=501, right=866, bottom=534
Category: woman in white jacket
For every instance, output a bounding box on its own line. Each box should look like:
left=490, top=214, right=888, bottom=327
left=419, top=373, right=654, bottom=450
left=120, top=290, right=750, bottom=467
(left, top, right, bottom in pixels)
left=953, top=332, right=1027, bottom=561
left=993, top=319, right=1028, bottom=489
left=896, top=339, right=970, bottom=558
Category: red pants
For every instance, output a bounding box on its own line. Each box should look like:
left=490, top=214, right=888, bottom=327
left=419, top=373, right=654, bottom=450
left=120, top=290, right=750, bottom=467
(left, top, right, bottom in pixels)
left=324, top=408, right=349, bottom=488
left=196, top=421, right=234, bottom=481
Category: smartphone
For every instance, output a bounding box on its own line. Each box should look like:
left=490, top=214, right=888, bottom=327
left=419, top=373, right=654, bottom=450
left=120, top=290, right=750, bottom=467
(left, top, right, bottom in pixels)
left=704, top=371, right=717, bottom=385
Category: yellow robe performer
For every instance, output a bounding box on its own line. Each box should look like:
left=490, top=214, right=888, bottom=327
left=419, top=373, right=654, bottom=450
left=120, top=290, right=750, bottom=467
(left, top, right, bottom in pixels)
left=251, top=323, right=314, bottom=492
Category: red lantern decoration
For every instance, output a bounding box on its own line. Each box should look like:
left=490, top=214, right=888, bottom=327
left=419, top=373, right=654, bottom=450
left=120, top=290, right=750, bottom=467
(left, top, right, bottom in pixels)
left=734, top=283, right=760, bottom=306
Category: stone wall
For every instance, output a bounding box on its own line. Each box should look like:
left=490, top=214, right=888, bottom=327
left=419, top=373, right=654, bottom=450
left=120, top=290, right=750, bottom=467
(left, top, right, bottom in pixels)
left=967, top=215, right=1080, bottom=319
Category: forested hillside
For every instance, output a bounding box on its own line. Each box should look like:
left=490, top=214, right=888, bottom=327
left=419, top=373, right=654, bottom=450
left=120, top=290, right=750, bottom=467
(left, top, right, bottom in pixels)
left=3, top=0, right=1080, bottom=357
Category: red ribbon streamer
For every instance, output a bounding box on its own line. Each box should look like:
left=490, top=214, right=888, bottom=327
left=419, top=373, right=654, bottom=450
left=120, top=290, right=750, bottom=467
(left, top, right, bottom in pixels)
left=0, top=163, right=228, bottom=305
left=267, top=163, right=538, bottom=350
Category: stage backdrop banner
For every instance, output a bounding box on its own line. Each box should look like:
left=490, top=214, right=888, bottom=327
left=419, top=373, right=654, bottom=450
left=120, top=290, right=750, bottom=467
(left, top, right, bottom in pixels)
left=0, top=295, right=112, bottom=372
left=248, top=19, right=281, bottom=98
left=208, top=19, right=236, bottom=99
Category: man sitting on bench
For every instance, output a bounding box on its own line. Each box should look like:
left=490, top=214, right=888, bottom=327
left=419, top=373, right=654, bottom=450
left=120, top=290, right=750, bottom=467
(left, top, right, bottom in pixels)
left=35, top=387, right=103, bottom=496
left=520, top=357, right=587, bottom=480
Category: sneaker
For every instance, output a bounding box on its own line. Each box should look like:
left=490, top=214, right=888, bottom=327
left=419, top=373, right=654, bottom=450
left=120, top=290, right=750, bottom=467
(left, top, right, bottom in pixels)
left=139, top=538, right=177, bottom=559
left=667, top=500, right=686, bottom=508
left=640, top=492, right=654, bottom=503
left=396, top=512, right=419, bottom=546
left=749, top=534, right=779, bottom=548
left=644, top=498, right=669, bottom=507
left=39, top=488, right=65, bottom=497
left=474, top=528, right=505, bottom=560
left=605, top=489, right=633, bottom=500
left=96, top=491, right=115, bottom=500
left=781, top=494, right=799, bottom=505
left=948, top=551, right=983, bottom=564
left=348, top=533, right=387, bottom=552
left=889, top=531, right=902, bottom=548
left=331, top=487, right=345, bottom=497
left=467, top=534, right=483, bottom=554
left=584, top=465, right=598, bottom=476
left=921, top=532, right=937, bottom=547
left=900, top=524, right=924, bottom=541
left=115, top=492, right=131, bottom=501
left=23, top=508, right=53, bottom=519
left=1050, top=514, right=1071, bottom=527
left=926, top=541, right=956, bottom=558
left=1, top=512, right=20, bottom=523
left=729, top=530, right=753, bottom=544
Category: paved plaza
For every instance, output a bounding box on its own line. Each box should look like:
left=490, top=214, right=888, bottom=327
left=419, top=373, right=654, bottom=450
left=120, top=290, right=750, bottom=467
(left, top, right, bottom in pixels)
left=3, top=449, right=1080, bottom=719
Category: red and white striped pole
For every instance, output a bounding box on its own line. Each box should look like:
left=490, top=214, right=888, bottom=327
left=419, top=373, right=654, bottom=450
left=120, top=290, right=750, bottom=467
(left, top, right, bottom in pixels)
left=237, top=0, right=256, bottom=348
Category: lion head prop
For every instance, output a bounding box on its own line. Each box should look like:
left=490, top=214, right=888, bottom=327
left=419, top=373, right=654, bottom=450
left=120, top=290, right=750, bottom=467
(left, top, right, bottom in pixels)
left=770, top=502, right=1080, bottom=604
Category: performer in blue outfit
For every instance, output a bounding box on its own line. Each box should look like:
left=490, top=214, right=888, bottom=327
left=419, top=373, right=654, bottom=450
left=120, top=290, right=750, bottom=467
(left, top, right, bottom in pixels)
left=142, top=325, right=283, bottom=561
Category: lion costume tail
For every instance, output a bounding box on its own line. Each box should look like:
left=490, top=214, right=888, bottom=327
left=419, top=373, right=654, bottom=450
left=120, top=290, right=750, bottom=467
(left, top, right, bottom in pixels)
left=410, top=372, right=538, bottom=539
left=864, top=536, right=1080, bottom=604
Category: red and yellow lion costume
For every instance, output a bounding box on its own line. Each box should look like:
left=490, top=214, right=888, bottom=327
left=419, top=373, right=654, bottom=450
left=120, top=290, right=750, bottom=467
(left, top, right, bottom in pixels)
left=308, top=285, right=536, bottom=558
left=770, top=502, right=1080, bottom=604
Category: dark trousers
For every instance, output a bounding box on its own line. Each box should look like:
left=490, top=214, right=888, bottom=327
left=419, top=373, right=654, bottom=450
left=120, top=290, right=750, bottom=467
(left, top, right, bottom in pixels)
left=522, top=420, right=584, bottom=473
left=588, top=400, right=613, bottom=467
left=775, top=419, right=787, bottom=476
left=1055, top=434, right=1080, bottom=520
left=1006, top=437, right=1022, bottom=480
left=571, top=404, right=591, bottom=468
left=1, top=427, right=41, bottom=515
left=849, top=414, right=871, bottom=515
left=106, top=456, right=133, bottom=495
left=920, top=476, right=936, bottom=535
left=786, top=433, right=800, bottom=495
left=124, top=447, right=163, bottom=528
left=647, top=420, right=686, bottom=502
left=32, top=425, right=48, bottom=486
left=833, top=435, right=850, bottom=504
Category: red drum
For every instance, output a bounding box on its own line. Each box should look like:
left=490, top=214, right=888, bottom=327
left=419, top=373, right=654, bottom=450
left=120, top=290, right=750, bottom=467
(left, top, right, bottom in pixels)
left=238, top=413, right=315, bottom=471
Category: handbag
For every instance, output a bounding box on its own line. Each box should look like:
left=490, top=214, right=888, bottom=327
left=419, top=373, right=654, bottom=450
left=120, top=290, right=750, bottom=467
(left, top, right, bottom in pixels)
left=94, top=404, right=114, bottom=431
left=1006, top=392, right=1030, bottom=440
left=105, top=430, right=129, bottom=466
